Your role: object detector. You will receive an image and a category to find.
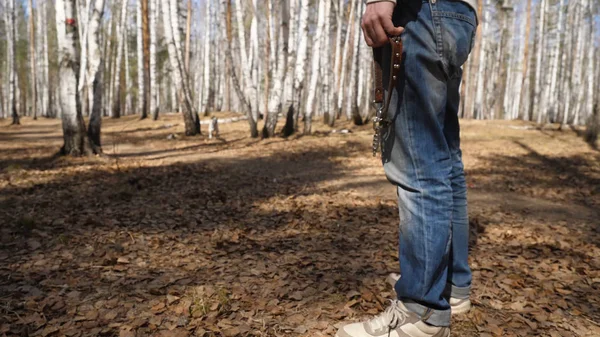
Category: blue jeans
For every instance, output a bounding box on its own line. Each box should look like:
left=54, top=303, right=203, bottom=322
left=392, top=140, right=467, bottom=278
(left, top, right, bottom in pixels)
left=380, top=0, right=476, bottom=327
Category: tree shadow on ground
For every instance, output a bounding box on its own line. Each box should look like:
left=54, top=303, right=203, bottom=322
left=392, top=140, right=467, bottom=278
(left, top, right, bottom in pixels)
left=0, top=145, right=404, bottom=336
left=467, top=140, right=600, bottom=212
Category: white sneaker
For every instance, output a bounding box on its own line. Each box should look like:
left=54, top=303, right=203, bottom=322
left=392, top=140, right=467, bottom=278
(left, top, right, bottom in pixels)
left=335, top=300, right=450, bottom=337
left=386, top=273, right=472, bottom=315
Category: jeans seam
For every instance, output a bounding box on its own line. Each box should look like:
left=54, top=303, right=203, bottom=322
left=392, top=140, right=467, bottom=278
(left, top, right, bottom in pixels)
left=433, top=11, right=477, bottom=27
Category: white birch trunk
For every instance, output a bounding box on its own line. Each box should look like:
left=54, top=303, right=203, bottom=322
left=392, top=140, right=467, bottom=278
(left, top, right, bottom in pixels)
left=346, top=0, right=361, bottom=122
left=28, top=0, right=37, bottom=119
left=163, top=0, right=200, bottom=135
left=87, top=0, right=105, bottom=150
left=281, top=0, right=299, bottom=126
left=111, top=0, right=127, bottom=118
left=234, top=0, right=259, bottom=136
left=265, top=0, right=289, bottom=137
left=289, top=0, right=310, bottom=130
left=331, top=0, right=345, bottom=124
left=303, top=0, right=325, bottom=134
left=584, top=0, right=595, bottom=122
left=533, top=0, right=546, bottom=123
left=5, top=0, right=19, bottom=124
left=136, top=0, right=145, bottom=117
left=321, top=0, right=333, bottom=125
left=572, top=2, right=585, bottom=125
left=337, top=0, right=357, bottom=117
left=56, top=0, right=90, bottom=155
left=149, top=0, right=159, bottom=119
left=201, top=0, right=212, bottom=114
left=475, top=0, right=489, bottom=120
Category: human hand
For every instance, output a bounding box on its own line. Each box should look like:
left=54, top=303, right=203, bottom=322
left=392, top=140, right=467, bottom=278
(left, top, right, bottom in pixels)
left=361, top=1, right=404, bottom=47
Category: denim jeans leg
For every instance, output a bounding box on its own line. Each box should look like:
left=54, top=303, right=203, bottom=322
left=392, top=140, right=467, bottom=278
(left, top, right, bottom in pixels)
left=381, top=0, right=476, bottom=327
left=444, top=70, right=472, bottom=299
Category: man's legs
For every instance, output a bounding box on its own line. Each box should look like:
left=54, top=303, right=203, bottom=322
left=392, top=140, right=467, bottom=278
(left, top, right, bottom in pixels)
left=336, top=0, right=476, bottom=335
left=381, top=0, right=477, bottom=328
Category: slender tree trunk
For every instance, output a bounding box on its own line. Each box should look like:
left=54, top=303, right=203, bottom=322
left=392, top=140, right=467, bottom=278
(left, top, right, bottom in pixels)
left=515, top=0, right=532, bottom=120
left=280, top=0, right=299, bottom=134
left=303, top=0, right=325, bottom=134
left=282, top=0, right=310, bottom=136
left=234, top=0, right=259, bottom=137
left=56, top=0, right=90, bottom=155
left=337, top=0, right=357, bottom=119
left=142, top=0, right=150, bottom=120
left=201, top=0, right=212, bottom=115
left=137, top=0, right=146, bottom=118
left=111, top=0, right=127, bottom=118
left=330, top=0, right=346, bottom=126
left=28, top=0, right=37, bottom=120
left=149, top=0, right=159, bottom=119
left=584, top=0, right=595, bottom=123
left=6, top=0, right=19, bottom=125
left=87, top=0, right=106, bottom=152
left=264, top=0, right=289, bottom=138
left=163, top=0, right=200, bottom=135
left=533, top=0, right=546, bottom=123
left=321, top=0, right=333, bottom=126
left=347, top=0, right=362, bottom=124
left=474, top=0, right=489, bottom=120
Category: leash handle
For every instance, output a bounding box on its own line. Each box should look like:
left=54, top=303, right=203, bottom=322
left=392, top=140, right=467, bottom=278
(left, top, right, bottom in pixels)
left=372, top=36, right=403, bottom=156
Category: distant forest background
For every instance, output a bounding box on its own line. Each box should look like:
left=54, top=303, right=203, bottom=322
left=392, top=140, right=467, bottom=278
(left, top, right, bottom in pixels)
left=1, top=0, right=599, bottom=140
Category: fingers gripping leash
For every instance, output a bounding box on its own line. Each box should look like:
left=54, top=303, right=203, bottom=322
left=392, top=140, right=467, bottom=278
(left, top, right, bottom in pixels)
left=372, top=36, right=403, bottom=157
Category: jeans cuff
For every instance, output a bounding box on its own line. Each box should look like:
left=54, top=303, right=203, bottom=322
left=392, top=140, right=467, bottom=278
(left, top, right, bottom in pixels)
left=443, top=283, right=470, bottom=299
left=403, top=300, right=451, bottom=327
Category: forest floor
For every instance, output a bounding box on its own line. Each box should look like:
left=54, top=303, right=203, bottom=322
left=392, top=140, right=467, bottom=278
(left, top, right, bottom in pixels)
left=0, top=114, right=599, bottom=337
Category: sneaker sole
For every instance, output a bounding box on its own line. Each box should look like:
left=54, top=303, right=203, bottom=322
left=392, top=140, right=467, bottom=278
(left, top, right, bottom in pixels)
left=449, top=299, right=471, bottom=315
left=386, top=273, right=471, bottom=315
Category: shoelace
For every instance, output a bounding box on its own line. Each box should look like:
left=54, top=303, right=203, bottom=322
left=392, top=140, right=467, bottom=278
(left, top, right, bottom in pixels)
left=367, top=299, right=410, bottom=333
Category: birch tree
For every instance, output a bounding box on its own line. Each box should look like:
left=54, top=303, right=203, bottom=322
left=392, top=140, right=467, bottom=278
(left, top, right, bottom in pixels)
left=111, top=0, right=127, bottom=118
left=5, top=0, right=19, bottom=125
left=56, top=0, right=90, bottom=155
left=303, top=0, right=326, bottom=134
left=87, top=0, right=106, bottom=151
left=264, top=0, right=289, bottom=138
left=233, top=0, right=259, bottom=137
left=137, top=0, right=146, bottom=118
left=149, top=0, right=159, bottom=119
left=28, top=0, right=37, bottom=120
left=163, top=0, right=200, bottom=135
left=282, top=0, right=310, bottom=136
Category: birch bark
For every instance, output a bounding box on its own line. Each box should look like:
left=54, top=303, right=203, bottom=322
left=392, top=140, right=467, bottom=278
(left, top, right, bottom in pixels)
left=234, top=0, right=259, bottom=137
left=474, top=0, right=489, bottom=120
left=201, top=0, right=212, bottom=114
left=87, top=0, right=106, bottom=151
left=6, top=0, right=19, bottom=124
left=149, top=0, right=159, bottom=119
left=533, top=0, right=546, bottom=123
left=56, top=0, right=91, bottom=155
left=331, top=0, right=345, bottom=125
left=137, top=0, right=146, bottom=118
left=264, top=0, right=289, bottom=138
left=321, top=0, right=333, bottom=126
left=337, top=0, right=357, bottom=118
left=163, top=0, right=201, bottom=135
left=111, top=0, right=127, bottom=118
left=28, top=0, right=37, bottom=119
left=304, top=0, right=325, bottom=134
left=347, top=0, right=362, bottom=124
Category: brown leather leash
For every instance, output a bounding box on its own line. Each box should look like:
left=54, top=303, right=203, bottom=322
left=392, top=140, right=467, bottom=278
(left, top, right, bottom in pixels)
left=372, top=36, right=403, bottom=156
